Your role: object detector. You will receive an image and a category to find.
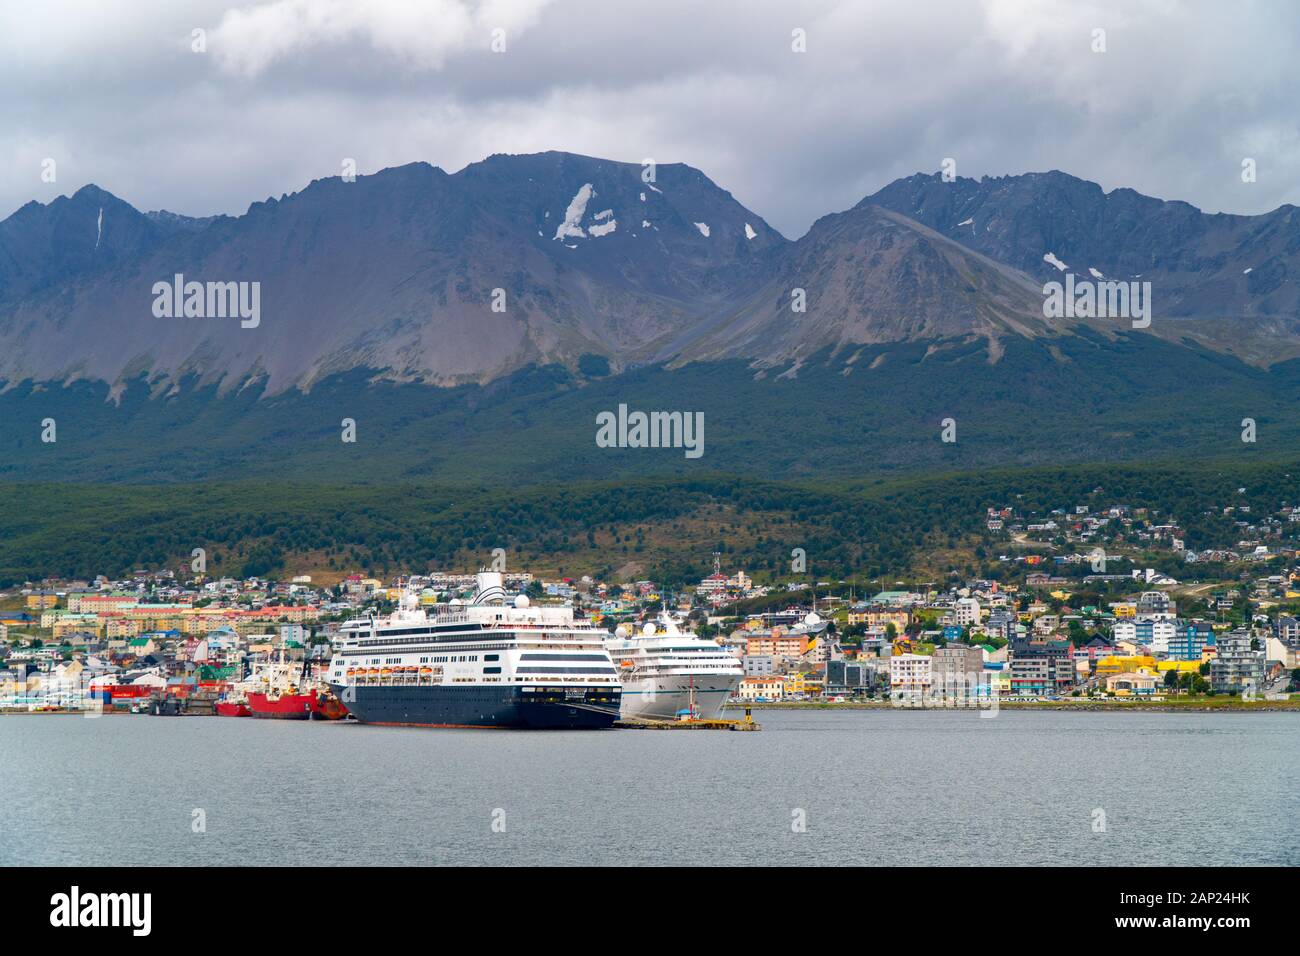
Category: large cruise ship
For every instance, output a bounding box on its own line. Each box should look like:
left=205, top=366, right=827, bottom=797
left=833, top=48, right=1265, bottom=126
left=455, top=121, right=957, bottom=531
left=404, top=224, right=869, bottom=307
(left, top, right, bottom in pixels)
left=605, top=613, right=744, bottom=720
left=326, top=572, right=621, bottom=729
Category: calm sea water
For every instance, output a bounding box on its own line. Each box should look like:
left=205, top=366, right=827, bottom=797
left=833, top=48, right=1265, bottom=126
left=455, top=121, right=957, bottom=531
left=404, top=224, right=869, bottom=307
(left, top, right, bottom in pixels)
left=1, top=710, right=1295, bottom=866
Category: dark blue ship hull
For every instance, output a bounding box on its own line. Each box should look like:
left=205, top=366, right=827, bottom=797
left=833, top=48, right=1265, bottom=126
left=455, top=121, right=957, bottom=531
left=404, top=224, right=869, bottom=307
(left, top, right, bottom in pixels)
left=331, top=683, right=621, bottom=729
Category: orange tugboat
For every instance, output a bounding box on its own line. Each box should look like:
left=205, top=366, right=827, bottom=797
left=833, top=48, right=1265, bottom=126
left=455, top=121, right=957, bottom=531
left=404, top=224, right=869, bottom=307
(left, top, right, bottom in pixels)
left=313, top=691, right=349, bottom=720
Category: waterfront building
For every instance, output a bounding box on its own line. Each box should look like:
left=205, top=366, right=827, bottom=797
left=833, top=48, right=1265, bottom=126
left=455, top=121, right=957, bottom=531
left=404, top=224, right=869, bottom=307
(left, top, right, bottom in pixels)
left=738, top=675, right=786, bottom=701
left=932, top=643, right=984, bottom=680
left=1168, top=620, right=1214, bottom=661
left=889, top=653, right=932, bottom=701
left=1105, top=671, right=1159, bottom=696
left=1008, top=637, right=1074, bottom=696
left=1210, top=631, right=1265, bottom=694
left=825, top=659, right=871, bottom=696
left=1095, top=654, right=1156, bottom=676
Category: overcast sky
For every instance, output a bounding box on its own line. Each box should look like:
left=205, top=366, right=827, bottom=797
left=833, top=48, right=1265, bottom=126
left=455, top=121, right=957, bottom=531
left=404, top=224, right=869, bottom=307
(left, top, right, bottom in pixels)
left=5, top=0, right=1299, bottom=237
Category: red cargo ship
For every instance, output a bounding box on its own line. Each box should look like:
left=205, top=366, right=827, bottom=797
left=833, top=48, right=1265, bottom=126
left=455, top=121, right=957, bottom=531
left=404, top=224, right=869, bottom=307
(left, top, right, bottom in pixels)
left=233, top=652, right=350, bottom=720
left=215, top=699, right=252, bottom=717
left=247, top=688, right=318, bottom=719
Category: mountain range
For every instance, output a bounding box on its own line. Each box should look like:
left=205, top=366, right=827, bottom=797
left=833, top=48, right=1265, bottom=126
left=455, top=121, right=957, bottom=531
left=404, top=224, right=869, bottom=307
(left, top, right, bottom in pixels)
left=4, top=152, right=1300, bottom=483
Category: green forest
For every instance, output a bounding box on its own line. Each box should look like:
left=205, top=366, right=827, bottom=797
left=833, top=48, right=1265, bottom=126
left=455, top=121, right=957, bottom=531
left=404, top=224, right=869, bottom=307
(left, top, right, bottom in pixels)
left=4, top=456, right=1299, bottom=587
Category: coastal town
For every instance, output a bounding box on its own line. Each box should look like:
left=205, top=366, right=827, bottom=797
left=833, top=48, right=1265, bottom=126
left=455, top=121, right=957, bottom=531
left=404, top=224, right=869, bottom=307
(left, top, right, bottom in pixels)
left=4, top=507, right=1300, bottom=714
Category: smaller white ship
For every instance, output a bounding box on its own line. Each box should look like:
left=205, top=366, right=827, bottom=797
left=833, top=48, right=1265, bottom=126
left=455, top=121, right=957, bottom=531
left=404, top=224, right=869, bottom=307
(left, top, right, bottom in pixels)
left=606, top=613, right=744, bottom=720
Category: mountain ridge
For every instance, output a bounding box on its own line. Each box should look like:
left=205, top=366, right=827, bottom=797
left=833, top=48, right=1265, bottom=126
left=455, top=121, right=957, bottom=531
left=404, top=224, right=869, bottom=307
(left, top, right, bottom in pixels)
left=4, top=155, right=1300, bottom=399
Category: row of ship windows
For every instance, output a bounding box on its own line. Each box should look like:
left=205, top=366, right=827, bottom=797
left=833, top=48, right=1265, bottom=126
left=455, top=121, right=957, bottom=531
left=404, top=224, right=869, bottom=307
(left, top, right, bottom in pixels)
left=341, top=642, right=590, bottom=656
left=357, top=625, right=484, bottom=639
left=362, top=654, right=502, bottom=665
left=643, top=663, right=741, bottom=669
left=612, top=647, right=721, bottom=654
left=357, top=653, right=606, bottom=665
left=353, top=628, right=597, bottom=645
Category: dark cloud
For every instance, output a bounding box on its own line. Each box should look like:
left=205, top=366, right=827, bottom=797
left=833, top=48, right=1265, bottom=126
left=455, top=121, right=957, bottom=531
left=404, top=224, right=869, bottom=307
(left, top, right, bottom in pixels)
left=4, top=0, right=1299, bottom=237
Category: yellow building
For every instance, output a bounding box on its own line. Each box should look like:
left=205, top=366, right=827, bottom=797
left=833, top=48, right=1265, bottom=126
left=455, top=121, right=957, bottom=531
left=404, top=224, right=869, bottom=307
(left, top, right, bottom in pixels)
left=1156, top=660, right=1201, bottom=674
left=52, top=615, right=101, bottom=639
left=738, top=676, right=786, bottom=700
left=70, top=594, right=137, bottom=614
left=1111, top=603, right=1137, bottom=618
left=1096, top=655, right=1156, bottom=676
left=846, top=608, right=910, bottom=630
left=785, top=673, right=823, bottom=696
left=180, top=610, right=236, bottom=634
left=25, top=592, right=58, bottom=610
left=105, top=618, right=143, bottom=638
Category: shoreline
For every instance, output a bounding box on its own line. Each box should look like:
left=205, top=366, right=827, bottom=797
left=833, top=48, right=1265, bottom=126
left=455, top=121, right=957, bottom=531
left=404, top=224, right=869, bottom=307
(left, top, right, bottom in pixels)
left=724, top=699, right=1300, bottom=713
left=5, top=698, right=1297, bottom=717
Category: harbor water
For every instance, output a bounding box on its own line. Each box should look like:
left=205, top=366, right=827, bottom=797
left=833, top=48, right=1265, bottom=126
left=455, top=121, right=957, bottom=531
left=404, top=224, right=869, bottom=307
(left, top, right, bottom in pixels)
left=1, top=709, right=1295, bottom=866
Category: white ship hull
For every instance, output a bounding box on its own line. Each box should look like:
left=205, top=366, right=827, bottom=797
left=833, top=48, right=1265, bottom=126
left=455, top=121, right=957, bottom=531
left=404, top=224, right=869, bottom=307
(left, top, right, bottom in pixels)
left=619, top=673, right=741, bottom=720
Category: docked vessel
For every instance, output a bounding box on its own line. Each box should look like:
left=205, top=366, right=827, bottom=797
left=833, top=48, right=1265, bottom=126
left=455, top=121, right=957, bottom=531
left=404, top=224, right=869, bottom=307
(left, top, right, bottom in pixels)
left=246, top=687, right=317, bottom=719
left=243, top=656, right=345, bottom=720
left=606, top=613, right=744, bottom=720
left=326, top=572, right=621, bottom=729
left=215, top=697, right=251, bottom=718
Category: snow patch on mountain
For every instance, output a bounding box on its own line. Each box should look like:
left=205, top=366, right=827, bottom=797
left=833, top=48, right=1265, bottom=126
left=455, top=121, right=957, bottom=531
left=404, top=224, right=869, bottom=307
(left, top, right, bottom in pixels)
left=694, top=222, right=710, bottom=238
left=1043, top=252, right=1068, bottom=271
left=745, top=223, right=756, bottom=239
left=554, top=184, right=595, bottom=240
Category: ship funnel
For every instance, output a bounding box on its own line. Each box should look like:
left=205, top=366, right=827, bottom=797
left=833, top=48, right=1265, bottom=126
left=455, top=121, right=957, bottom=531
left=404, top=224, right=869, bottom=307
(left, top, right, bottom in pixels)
left=473, top=571, right=506, bottom=605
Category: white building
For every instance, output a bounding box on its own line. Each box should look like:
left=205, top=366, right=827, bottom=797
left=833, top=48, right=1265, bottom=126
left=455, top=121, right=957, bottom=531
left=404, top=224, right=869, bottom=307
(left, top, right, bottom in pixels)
left=890, top=653, right=932, bottom=701
left=1112, top=618, right=1176, bottom=656
left=955, top=597, right=981, bottom=627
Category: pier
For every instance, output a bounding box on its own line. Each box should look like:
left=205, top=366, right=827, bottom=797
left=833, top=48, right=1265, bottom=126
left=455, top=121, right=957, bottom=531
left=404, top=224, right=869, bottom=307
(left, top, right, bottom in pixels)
left=614, top=713, right=760, bottom=731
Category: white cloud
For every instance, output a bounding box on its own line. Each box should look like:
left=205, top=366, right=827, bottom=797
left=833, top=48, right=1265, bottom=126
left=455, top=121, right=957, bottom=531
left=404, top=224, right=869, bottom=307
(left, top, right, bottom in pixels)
left=209, top=0, right=553, bottom=75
